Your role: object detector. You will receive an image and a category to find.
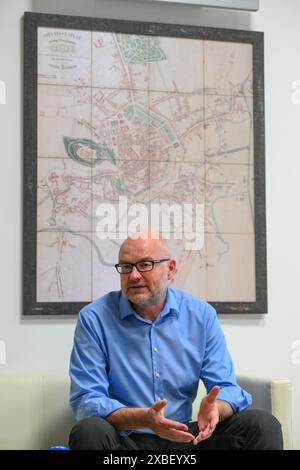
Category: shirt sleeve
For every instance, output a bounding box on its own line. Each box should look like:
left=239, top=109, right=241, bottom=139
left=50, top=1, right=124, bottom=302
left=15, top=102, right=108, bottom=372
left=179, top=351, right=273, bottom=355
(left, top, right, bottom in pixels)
left=69, top=309, right=126, bottom=421
left=200, top=304, right=252, bottom=412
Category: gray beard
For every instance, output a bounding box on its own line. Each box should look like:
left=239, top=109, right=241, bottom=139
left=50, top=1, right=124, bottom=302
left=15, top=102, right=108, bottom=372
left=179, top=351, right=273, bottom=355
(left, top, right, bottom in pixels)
left=130, top=283, right=168, bottom=308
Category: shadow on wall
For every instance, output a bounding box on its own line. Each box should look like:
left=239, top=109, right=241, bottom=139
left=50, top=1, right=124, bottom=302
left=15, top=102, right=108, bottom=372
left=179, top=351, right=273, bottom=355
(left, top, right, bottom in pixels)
left=31, top=0, right=251, bottom=30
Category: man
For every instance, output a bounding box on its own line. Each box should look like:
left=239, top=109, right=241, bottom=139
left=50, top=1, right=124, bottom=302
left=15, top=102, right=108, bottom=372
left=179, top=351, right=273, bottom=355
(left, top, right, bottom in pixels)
left=69, top=233, right=283, bottom=450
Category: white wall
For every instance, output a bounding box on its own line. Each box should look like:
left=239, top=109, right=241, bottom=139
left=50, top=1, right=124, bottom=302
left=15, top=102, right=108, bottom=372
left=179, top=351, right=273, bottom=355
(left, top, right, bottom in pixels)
left=0, top=0, right=299, bottom=448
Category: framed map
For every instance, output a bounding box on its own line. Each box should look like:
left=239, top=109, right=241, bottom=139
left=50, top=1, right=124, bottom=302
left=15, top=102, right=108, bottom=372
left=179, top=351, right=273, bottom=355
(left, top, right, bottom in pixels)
left=23, top=12, right=266, bottom=315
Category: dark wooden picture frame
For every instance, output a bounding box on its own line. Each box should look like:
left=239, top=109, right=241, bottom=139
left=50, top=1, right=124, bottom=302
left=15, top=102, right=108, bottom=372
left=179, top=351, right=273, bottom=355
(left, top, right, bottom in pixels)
left=23, top=11, right=266, bottom=315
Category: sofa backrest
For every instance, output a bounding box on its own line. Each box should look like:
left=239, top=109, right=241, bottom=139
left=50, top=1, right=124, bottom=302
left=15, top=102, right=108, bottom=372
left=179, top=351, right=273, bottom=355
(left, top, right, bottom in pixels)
left=0, top=373, right=292, bottom=450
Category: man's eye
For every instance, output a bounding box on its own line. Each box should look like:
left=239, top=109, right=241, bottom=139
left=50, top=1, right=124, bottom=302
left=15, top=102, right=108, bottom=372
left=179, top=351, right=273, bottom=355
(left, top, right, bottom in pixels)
left=122, top=264, right=132, bottom=270
left=138, top=262, right=152, bottom=268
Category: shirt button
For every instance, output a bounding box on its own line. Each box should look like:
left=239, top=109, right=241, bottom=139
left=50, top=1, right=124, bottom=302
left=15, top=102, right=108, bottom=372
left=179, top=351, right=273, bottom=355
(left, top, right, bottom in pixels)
left=156, top=372, right=160, bottom=378
left=154, top=348, right=158, bottom=352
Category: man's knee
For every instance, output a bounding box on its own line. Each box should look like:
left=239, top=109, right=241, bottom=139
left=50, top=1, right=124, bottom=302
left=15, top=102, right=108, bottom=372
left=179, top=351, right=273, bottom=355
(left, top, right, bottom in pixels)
left=241, top=409, right=283, bottom=450
left=69, top=416, right=120, bottom=450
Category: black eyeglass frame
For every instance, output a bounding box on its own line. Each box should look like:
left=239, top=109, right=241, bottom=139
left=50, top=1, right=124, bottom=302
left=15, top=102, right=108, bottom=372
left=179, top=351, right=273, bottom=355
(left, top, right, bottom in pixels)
left=115, top=258, right=170, bottom=274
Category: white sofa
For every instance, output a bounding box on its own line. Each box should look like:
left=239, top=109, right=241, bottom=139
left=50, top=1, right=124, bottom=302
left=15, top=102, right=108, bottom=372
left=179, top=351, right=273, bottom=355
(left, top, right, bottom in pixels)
left=0, top=373, right=293, bottom=450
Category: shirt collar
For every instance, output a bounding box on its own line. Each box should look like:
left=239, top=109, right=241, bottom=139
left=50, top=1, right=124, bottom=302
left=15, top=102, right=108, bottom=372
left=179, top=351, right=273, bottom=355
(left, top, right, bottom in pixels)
left=119, top=288, right=179, bottom=321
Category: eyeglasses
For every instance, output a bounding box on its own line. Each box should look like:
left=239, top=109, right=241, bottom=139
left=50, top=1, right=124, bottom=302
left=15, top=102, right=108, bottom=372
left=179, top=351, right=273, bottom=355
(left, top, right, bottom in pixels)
left=115, top=259, right=170, bottom=274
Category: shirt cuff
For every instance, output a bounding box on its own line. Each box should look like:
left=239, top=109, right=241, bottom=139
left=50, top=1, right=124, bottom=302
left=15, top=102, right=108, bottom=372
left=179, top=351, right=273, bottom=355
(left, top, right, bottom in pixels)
left=98, top=397, right=127, bottom=417
left=216, top=385, right=251, bottom=413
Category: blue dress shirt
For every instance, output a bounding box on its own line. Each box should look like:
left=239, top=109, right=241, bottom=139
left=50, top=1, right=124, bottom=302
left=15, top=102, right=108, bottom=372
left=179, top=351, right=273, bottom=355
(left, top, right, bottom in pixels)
left=69, top=287, right=252, bottom=434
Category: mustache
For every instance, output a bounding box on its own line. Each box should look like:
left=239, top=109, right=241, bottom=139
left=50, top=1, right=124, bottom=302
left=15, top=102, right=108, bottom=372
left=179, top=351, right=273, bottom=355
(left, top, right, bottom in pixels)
left=127, top=283, right=148, bottom=288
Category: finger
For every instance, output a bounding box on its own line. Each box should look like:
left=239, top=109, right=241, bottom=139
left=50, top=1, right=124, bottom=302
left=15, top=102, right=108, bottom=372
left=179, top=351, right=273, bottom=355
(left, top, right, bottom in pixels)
left=161, top=417, right=189, bottom=431
left=200, top=429, right=213, bottom=441
left=193, top=424, right=216, bottom=445
left=209, top=425, right=217, bottom=435
left=200, top=424, right=216, bottom=441
left=161, top=429, right=195, bottom=442
left=200, top=418, right=217, bottom=433
left=151, top=399, right=168, bottom=411
left=193, top=432, right=202, bottom=446
left=210, top=417, right=219, bottom=429
left=206, top=386, right=220, bottom=403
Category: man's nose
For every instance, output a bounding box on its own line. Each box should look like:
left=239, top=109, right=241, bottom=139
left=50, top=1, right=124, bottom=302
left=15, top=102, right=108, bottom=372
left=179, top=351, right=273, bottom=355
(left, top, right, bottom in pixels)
left=129, top=266, right=142, bottom=280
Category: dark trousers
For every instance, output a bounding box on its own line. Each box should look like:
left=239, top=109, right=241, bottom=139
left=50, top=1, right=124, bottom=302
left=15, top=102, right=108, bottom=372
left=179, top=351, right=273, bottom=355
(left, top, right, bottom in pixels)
left=69, top=409, right=283, bottom=450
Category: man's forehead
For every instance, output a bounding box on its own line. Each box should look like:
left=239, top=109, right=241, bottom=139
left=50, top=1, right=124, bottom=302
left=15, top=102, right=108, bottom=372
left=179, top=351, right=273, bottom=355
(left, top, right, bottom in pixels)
left=119, top=237, right=166, bottom=259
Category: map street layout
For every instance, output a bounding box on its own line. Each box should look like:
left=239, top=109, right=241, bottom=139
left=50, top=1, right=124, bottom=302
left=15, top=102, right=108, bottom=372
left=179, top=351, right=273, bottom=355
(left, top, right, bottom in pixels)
left=37, top=28, right=255, bottom=303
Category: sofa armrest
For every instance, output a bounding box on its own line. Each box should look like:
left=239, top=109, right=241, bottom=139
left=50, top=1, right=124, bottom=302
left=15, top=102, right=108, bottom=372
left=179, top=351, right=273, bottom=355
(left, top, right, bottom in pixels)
left=237, top=375, right=293, bottom=450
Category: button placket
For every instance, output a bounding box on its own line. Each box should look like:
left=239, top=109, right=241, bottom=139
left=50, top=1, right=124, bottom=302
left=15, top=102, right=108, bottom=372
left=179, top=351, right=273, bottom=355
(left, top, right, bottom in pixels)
left=150, top=323, right=163, bottom=401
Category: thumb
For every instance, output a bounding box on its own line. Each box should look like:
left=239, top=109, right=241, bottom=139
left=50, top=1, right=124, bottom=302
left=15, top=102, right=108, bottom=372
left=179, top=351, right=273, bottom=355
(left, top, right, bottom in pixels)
left=152, top=399, right=168, bottom=412
left=206, top=386, right=220, bottom=403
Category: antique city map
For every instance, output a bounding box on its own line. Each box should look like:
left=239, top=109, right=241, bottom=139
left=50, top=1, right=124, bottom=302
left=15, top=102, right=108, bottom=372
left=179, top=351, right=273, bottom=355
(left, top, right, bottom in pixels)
left=37, top=27, right=255, bottom=304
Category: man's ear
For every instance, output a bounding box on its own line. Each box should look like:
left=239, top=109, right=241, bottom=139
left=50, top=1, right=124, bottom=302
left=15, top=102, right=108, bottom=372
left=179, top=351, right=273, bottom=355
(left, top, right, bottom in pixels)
left=167, top=259, right=176, bottom=280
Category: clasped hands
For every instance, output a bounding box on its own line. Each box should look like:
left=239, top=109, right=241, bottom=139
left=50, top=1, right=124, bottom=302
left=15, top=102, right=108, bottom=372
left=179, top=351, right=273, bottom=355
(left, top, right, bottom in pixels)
left=147, top=385, right=220, bottom=445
